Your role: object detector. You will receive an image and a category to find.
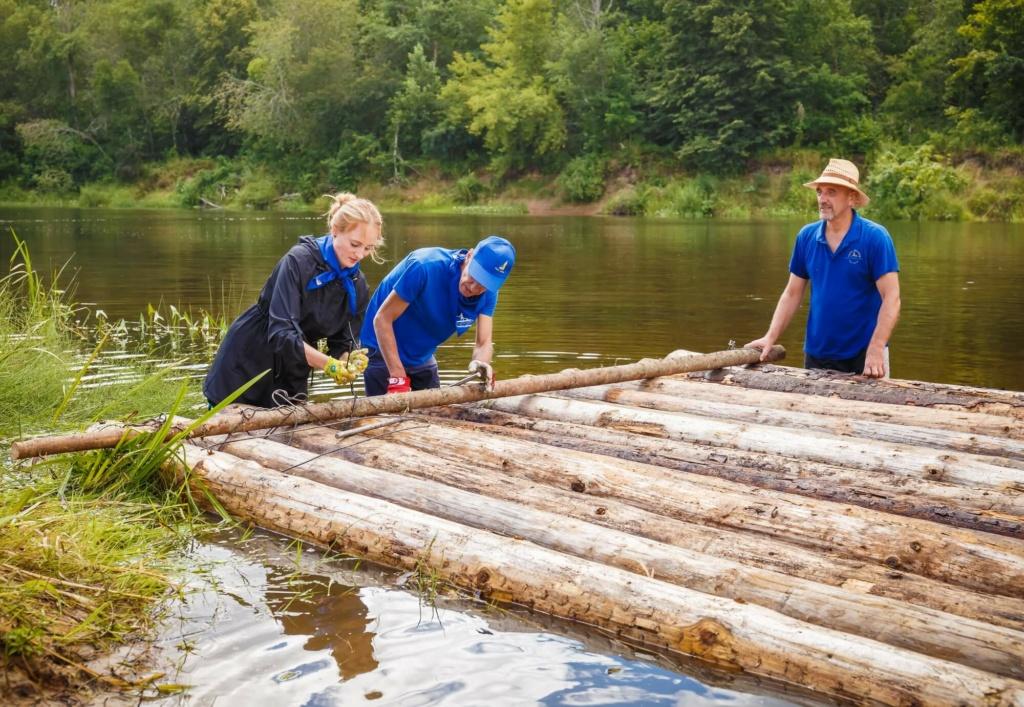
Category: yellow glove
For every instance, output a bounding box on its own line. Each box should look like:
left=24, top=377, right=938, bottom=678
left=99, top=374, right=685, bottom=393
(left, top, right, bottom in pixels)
left=323, top=349, right=369, bottom=385
left=347, top=348, right=369, bottom=375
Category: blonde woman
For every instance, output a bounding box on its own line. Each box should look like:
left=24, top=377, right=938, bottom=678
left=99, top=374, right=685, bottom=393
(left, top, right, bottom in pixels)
left=204, top=193, right=383, bottom=407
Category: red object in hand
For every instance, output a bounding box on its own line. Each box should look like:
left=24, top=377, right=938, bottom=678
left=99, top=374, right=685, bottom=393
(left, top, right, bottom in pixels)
left=386, top=376, right=411, bottom=394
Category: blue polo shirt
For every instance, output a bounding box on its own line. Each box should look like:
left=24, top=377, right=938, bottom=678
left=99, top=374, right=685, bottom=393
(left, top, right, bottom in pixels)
left=790, top=211, right=899, bottom=360
left=361, top=247, right=498, bottom=366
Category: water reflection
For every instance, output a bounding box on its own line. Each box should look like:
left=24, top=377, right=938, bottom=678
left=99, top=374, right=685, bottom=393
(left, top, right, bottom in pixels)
left=154, top=529, right=800, bottom=706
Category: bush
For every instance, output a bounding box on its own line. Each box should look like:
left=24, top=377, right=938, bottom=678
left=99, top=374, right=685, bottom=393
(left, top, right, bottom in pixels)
left=966, top=179, right=1024, bottom=221
left=867, top=145, right=967, bottom=220
left=666, top=176, right=717, bottom=217
left=176, top=162, right=239, bottom=207
left=452, top=173, right=485, bottom=204
left=604, top=186, right=647, bottom=216
left=557, top=155, right=606, bottom=203
left=32, top=168, right=74, bottom=194
left=233, top=173, right=279, bottom=210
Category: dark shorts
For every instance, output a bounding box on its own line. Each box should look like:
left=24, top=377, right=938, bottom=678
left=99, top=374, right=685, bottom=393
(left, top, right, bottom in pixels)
left=804, top=349, right=866, bottom=374
left=363, top=349, right=440, bottom=396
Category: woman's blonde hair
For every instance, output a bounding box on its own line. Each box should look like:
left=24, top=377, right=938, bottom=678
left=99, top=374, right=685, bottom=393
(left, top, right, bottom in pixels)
left=325, top=192, right=384, bottom=264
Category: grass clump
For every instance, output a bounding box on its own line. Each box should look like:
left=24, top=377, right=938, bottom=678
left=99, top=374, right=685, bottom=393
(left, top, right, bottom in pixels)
left=0, top=231, right=223, bottom=697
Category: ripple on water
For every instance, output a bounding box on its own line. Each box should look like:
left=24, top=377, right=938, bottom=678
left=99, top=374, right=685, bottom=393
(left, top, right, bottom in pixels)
left=152, top=535, right=798, bottom=707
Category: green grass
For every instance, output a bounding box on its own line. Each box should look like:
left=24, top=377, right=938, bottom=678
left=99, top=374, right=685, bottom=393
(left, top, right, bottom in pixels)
left=0, top=231, right=233, bottom=695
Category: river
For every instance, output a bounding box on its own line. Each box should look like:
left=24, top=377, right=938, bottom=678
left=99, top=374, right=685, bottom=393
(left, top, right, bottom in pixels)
left=3, top=206, right=1023, bottom=705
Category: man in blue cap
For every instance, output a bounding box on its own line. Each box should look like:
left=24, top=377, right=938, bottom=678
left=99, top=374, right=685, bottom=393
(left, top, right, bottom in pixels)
left=360, top=235, right=516, bottom=395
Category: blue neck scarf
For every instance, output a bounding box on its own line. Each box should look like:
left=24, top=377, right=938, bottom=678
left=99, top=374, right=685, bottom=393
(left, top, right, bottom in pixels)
left=307, top=234, right=359, bottom=315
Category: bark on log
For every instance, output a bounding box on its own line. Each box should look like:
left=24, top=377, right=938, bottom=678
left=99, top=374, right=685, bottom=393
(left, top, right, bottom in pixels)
left=170, top=445, right=1024, bottom=705
left=485, top=394, right=1024, bottom=494
left=9, top=346, right=784, bottom=460
left=423, top=405, right=1024, bottom=537
left=561, top=383, right=1024, bottom=464
left=685, top=362, right=1024, bottom=419
left=212, top=432, right=1024, bottom=680
left=244, top=422, right=1024, bottom=628
left=296, top=412, right=1024, bottom=598
left=630, top=376, right=1024, bottom=441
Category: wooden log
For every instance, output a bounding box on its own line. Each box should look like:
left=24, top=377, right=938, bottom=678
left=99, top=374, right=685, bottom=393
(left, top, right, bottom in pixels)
left=631, top=376, right=1024, bottom=441
left=212, top=432, right=1024, bottom=680
left=423, top=405, right=1024, bottom=537
left=562, top=383, right=1024, bottom=464
left=262, top=423, right=1024, bottom=632
left=685, top=361, right=1024, bottom=419
left=169, top=445, right=1024, bottom=705
left=8, top=346, right=785, bottom=460
left=310, top=411, right=1024, bottom=598
left=485, top=394, right=1024, bottom=494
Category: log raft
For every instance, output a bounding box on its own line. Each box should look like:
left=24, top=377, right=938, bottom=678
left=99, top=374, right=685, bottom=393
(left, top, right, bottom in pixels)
left=19, top=349, right=1024, bottom=704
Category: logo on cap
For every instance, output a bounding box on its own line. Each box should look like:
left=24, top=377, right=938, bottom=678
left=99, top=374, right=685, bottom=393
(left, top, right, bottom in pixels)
left=496, top=261, right=508, bottom=273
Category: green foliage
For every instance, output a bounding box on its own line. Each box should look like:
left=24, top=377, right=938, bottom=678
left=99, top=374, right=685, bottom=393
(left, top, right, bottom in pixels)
left=0, top=0, right=1022, bottom=204
left=948, top=0, right=1024, bottom=141
left=881, top=0, right=966, bottom=140
left=452, top=172, right=486, bottom=204
left=603, top=186, right=648, bottom=216
left=557, top=155, right=606, bottom=202
left=15, top=120, right=110, bottom=187
left=175, top=161, right=240, bottom=207
left=867, top=145, right=968, bottom=220
left=965, top=177, right=1024, bottom=221
left=440, top=0, right=565, bottom=171
left=653, top=0, right=800, bottom=170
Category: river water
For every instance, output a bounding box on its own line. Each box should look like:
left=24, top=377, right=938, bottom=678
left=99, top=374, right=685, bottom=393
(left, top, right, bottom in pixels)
left=4, top=206, right=1024, bottom=705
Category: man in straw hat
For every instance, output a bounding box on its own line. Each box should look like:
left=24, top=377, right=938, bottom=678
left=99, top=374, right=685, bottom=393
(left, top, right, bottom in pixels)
left=746, top=158, right=900, bottom=377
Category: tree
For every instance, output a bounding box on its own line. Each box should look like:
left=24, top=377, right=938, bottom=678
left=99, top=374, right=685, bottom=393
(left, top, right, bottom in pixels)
left=948, top=0, right=1024, bottom=141
left=783, top=0, right=876, bottom=148
left=549, top=5, right=639, bottom=153
left=440, top=0, right=565, bottom=172
left=882, top=0, right=966, bottom=141
left=651, top=0, right=798, bottom=170
left=386, top=43, right=444, bottom=172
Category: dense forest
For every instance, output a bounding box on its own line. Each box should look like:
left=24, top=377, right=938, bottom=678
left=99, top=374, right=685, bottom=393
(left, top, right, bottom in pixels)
left=1, top=0, right=1022, bottom=219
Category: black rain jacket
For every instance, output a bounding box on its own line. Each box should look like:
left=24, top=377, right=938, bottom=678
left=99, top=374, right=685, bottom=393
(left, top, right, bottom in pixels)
left=203, top=236, right=369, bottom=407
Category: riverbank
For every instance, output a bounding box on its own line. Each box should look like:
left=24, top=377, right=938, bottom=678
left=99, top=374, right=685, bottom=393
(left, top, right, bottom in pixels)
left=0, top=236, right=220, bottom=703
left=3, top=147, right=1023, bottom=222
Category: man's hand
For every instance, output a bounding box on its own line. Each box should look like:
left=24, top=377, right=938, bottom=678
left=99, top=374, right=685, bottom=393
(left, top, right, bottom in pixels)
left=744, top=336, right=776, bottom=362
left=862, top=346, right=887, bottom=378
left=468, top=359, right=495, bottom=392
left=386, top=376, right=411, bottom=394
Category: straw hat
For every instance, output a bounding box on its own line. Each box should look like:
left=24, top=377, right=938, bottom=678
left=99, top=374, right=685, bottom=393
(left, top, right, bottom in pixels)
left=803, top=158, right=870, bottom=206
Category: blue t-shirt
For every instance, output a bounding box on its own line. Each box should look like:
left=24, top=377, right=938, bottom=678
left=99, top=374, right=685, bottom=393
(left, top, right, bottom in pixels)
left=789, top=211, right=899, bottom=360
left=361, top=247, right=498, bottom=366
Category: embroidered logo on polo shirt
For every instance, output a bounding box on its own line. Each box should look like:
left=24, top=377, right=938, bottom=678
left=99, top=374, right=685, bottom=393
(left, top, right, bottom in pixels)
left=847, top=249, right=862, bottom=265
left=455, top=312, right=473, bottom=332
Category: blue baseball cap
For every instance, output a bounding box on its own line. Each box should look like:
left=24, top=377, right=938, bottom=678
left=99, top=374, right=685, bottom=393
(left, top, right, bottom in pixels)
left=467, top=235, right=516, bottom=292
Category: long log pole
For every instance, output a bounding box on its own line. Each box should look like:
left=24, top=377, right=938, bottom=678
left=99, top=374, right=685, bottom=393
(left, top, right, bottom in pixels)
left=562, top=384, right=1024, bottom=464
left=170, top=445, right=1024, bottom=705
left=687, top=361, right=1024, bottom=418
left=9, top=346, right=784, bottom=460
left=630, top=376, right=1024, bottom=441
left=210, top=433, right=1024, bottom=679
left=424, top=406, right=1024, bottom=537
left=485, top=394, right=1024, bottom=493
